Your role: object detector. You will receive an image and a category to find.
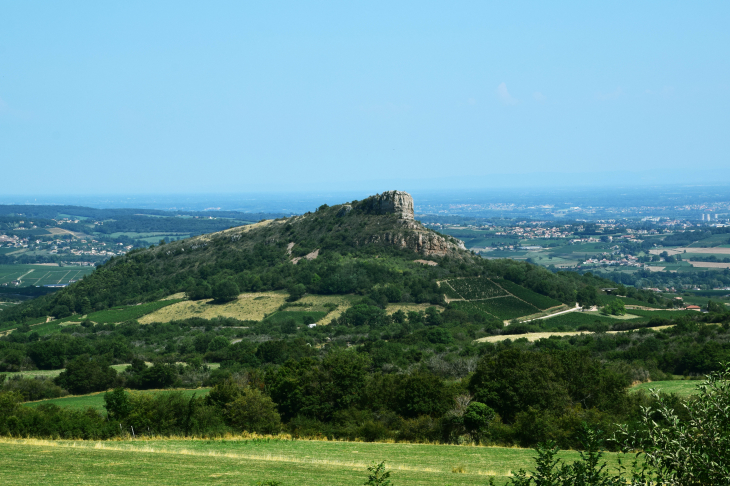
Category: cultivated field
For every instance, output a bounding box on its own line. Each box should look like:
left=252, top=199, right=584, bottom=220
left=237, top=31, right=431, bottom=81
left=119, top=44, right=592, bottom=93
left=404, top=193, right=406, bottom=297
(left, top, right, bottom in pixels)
left=688, top=261, right=730, bottom=269
left=0, top=438, right=628, bottom=486
left=0, top=264, right=94, bottom=287
left=650, top=247, right=730, bottom=256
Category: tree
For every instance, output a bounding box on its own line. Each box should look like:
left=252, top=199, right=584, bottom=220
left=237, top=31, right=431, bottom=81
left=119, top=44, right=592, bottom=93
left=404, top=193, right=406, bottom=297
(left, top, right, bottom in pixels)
left=104, top=387, right=132, bottom=420
left=226, top=387, right=281, bottom=434
left=54, top=355, right=120, bottom=394
left=601, top=299, right=625, bottom=316
left=286, top=283, right=306, bottom=302
left=576, top=286, right=598, bottom=307
left=462, top=401, right=495, bottom=443
left=212, top=278, right=239, bottom=302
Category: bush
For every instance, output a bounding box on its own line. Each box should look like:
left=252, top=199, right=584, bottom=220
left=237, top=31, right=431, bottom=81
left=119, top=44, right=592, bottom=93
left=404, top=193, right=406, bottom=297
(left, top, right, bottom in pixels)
left=614, top=363, right=730, bottom=485
left=226, top=387, right=282, bottom=434
left=54, top=355, right=120, bottom=395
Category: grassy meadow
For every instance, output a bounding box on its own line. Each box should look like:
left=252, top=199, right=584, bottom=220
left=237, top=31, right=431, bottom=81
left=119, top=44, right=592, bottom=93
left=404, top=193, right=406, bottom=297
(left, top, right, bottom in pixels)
left=86, top=300, right=184, bottom=324
left=630, top=380, right=702, bottom=397
left=0, top=437, right=630, bottom=486
left=23, top=387, right=211, bottom=411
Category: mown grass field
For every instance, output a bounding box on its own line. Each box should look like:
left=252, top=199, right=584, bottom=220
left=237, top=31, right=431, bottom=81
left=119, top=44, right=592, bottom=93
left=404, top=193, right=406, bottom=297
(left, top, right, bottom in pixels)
left=24, top=387, right=211, bottom=411
left=630, top=380, right=702, bottom=397
left=0, top=264, right=93, bottom=287
left=0, top=438, right=629, bottom=486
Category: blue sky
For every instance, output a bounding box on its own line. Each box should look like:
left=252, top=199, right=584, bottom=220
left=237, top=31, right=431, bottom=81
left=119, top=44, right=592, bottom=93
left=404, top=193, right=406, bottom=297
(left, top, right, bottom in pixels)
left=1, top=1, right=728, bottom=195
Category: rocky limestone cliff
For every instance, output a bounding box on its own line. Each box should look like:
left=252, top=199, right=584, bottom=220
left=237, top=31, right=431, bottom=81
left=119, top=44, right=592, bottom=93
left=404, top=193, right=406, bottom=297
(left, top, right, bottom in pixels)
left=359, top=218, right=467, bottom=256
left=357, top=190, right=414, bottom=220
left=181, top=189, right=466, bottom=258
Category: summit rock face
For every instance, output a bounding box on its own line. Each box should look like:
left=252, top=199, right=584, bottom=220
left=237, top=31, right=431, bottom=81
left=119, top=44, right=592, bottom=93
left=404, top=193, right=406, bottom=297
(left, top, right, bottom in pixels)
left=183, top=189, right=465, bottom=258
left=357, top=190, right=414, bottom=220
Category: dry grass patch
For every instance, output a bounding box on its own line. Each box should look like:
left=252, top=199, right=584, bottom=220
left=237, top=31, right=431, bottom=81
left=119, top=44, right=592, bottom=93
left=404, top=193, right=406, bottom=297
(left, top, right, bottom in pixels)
left=297, top=294, right=359, bottom=322
left=475, top=326, right=675, bottom=343
left=385, top=303, right=440, bottom=315
left=139, top=292, right=287, bottom=324
left=688, top=261, right=730, bottom=268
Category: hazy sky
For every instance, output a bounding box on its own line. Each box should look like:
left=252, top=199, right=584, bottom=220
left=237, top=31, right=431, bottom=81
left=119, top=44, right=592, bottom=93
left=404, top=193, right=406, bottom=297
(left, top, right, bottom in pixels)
left=1, top=1, right=729, bottom=195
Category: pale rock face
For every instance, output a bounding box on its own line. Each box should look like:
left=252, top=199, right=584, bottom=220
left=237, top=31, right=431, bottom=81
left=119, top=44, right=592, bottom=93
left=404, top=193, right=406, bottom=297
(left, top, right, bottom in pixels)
left=336, top=205, right=352, bottom=217
left=358, top=190, right=414, bottom=220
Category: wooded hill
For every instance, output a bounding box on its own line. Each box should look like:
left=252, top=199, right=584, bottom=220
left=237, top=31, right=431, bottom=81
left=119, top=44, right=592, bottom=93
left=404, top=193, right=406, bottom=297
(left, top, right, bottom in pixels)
left=0, top=191, right=664, bottom=326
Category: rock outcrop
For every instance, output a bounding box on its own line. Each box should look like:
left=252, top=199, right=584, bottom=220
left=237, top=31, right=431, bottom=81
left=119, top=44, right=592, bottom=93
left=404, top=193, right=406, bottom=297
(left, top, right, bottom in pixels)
left=361, top=222, right=466, bottom=256
left=357, top=190, right=414, bottom=220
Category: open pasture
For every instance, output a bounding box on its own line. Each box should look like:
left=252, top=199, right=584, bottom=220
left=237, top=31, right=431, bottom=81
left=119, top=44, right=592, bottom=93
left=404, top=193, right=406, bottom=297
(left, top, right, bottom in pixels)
left=651, top=246, right=730, bottom=256
left=24, top=387, right=211, bottom=411
left=87, top=300, right=183, bottom=324
left=0, top=438, right=627, bottom=486
left=630, top=380, right=701, bottom=397
left=0, top=264, right=93, bottom=287
left=6, top=364, right=131, bottom=381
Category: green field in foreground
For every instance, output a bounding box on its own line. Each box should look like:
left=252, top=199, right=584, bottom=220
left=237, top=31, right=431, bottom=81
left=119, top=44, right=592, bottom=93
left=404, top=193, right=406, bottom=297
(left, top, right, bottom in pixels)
left=24, top=387, right=212, bottom=411
left=0, top=438, right=629, bottom=486
left=630, top=380, right=702, bottom=397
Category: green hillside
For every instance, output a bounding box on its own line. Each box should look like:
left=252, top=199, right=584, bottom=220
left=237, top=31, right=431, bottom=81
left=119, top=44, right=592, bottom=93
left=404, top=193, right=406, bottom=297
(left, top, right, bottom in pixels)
left=2, top=191, right=719, bottom=454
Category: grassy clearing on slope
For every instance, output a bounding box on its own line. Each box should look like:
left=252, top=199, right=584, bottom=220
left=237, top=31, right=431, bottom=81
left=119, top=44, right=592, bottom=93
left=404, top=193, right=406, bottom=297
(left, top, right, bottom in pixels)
left=630, top=380, right=702, bottom=397
left=24, top=388, right=211, bottom=411
left=138, top=292, right=288, bottom=324
left=0, top=438, right=629, bottom=486
left=87, top=300, right=183, bottom=324
left=4, top=364, right=131, bottom=380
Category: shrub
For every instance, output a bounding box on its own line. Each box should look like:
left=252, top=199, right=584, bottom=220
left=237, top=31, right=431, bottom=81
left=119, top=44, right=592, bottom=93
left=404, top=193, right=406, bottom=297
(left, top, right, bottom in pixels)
left=54, top=355, right=120, bottom=394
left=226, top=387, right=282, bottom=434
